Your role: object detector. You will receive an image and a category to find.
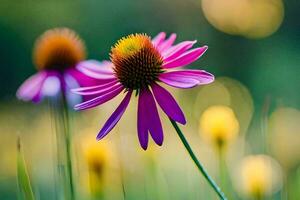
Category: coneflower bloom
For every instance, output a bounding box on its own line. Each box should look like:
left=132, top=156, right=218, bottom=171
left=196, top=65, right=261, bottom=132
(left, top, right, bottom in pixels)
left=16, top=28, right=97, bottom=105
left=73, top=32, right=214, bottom=149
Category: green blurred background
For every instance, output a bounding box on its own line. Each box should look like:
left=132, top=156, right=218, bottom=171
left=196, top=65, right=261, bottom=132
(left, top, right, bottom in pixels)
left=1, top=0, right=300, bottom=200
left=1, top=0, right=299, bottom=106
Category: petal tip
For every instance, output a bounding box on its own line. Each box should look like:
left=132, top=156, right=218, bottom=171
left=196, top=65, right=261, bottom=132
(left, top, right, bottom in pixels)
left=156, top=140, right=163, bottom=146
left=96, top=135, right=102, bottom=141
left=204, top=71, right=215, bottom=84
left=170, top=33, right=177, bottom=38
left=96, top=130, right=106, bottom=140
left=140, top=143, right=148, bottom=150
left=73, top=105, right=83, bottom=111
left=178, top=117, right=187, bottom=125
left=160, top=32, right=166, bottom=36
left=70, top=88, right=79, bottom=94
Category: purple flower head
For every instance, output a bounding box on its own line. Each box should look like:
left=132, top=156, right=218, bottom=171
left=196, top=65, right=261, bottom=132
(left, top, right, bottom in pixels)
left=73, top=32, right=214, bottom=150
left=16, top=28, right=100, bottom=105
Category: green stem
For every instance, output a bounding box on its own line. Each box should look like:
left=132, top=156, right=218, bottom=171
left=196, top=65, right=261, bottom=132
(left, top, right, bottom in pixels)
left=169, top=118, right=227, bottom=200
left=61, top=95, right=75, bottom=200
left=50, top=95, right=75, bottom=200
left=218, top=153, right=225, bottom=189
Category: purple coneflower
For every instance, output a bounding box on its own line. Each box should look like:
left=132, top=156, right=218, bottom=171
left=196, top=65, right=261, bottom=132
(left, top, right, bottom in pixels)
left=73, top=32, right=214, bottom=150
left=74, top=32, right=227, bottom=199
left=16, top=28, right=96, bottom=199
left=16, top=28, right=97, bottom=105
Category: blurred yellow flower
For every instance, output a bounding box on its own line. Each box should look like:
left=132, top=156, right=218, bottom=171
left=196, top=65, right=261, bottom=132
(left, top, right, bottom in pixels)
left=269, top=107, right=300, bottom=170
left=236, top=155, right=282, bottom=199
left=199, top=105, right=239, bottom=152
left=201, top=0, right=284, bottom=39
left=81, top=137, right=111, bottom=196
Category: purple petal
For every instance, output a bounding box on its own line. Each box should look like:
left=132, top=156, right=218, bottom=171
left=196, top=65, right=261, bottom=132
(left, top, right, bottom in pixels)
left=151, top=83, right=186, bottom=125
left=41, top=76, right=61, bottom=97
left=158, top=33, right=177, bottom=53
left=138, top=90, right=150, bottom=150
left=159, top=73, right=199, bottom=88
left=78, top=68, right=115, bottom=80
left=63, top=73, right=82, bottom=106
left=139, top=88, right=164, bottom=148
left=16, top=72, right=47, bottom=103
left=151, top=32, right=166, bottom=47
left=71, top=80, right=118, bottom=94
left=97, top=90, right=132, bottom=140
left=162, top=46, right=208, bottom=69
left=72, top=82, right=121, bottom=96
left=170, top=69, right=215, bottom=83
left=77, top=60, right=114, bottom=74
left=162, top=40, right=197, bottom=61
left=65, top=68, right=105, bottom=87
left=159, top=70, right=214, bottom=88
left=74, top=85, right=124, bottom=110
left=76, top=60, right=115, bottom=80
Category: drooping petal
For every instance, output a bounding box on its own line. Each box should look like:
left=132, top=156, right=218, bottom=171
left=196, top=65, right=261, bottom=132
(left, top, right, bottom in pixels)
left=72, top=82, right=121, bottom=96
left=159, top=70, right=214, bottom=88
left=147, top=97, right=164, bottom=146
left=71, top=80, right=118, bottom=94
left=139, top=88, right=164, bottom=148
left=41, top=75, right=61, bottom=97
left=77, top=60, right=114, bottom=74
left=16, top=71, right=48, bottom=103
left=74, top=85, right=124, bottom=110
left=157, top=33, right=176, bottom=53
left=66, top=68, right=108, bottom=87
left=151, top=32, right=166, bottom=47
left=138, top=90, right=150, bottom=150
left=97, top=90, right=132, bottom=140
left=162, top=40, right=197, bottom=61
left=76, top=60, right=115, bottom=80
left=66, top=67, right=118, bottom=102
left=63, top=73, right=82, bottom=106
left=162, top=46, right=208, bottom=69
left=151, top=83, right=186, bottom=125
left=78, top=68, right=116, bottom=80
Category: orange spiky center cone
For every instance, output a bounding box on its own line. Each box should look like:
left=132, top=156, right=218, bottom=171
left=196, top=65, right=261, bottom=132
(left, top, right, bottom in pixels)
left=33, top=28, right=86, bottom=71
left=110, top=34, right=163, bottom=90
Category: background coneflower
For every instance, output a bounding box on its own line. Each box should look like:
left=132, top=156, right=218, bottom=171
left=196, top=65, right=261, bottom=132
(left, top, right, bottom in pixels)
left=16, top=28, right=100, bottom=200
left=17, top=28, right=98, bottom=105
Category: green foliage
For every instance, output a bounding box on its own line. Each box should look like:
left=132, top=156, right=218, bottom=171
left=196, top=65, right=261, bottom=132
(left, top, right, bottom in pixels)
left=17, top=138, right=35, bottom=200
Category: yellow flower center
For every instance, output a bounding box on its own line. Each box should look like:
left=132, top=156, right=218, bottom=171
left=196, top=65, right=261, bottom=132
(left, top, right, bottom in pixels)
left=33, top=28, right=86, bottom=71
left=111, top=34, right=163, bottom=90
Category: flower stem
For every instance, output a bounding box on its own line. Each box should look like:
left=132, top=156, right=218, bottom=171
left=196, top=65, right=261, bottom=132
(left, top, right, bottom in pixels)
left=61, top=95, right=75, bottom=200
left=50, top=95, right=75, bottom=200
left=169, top=118, right=227, bottom=200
